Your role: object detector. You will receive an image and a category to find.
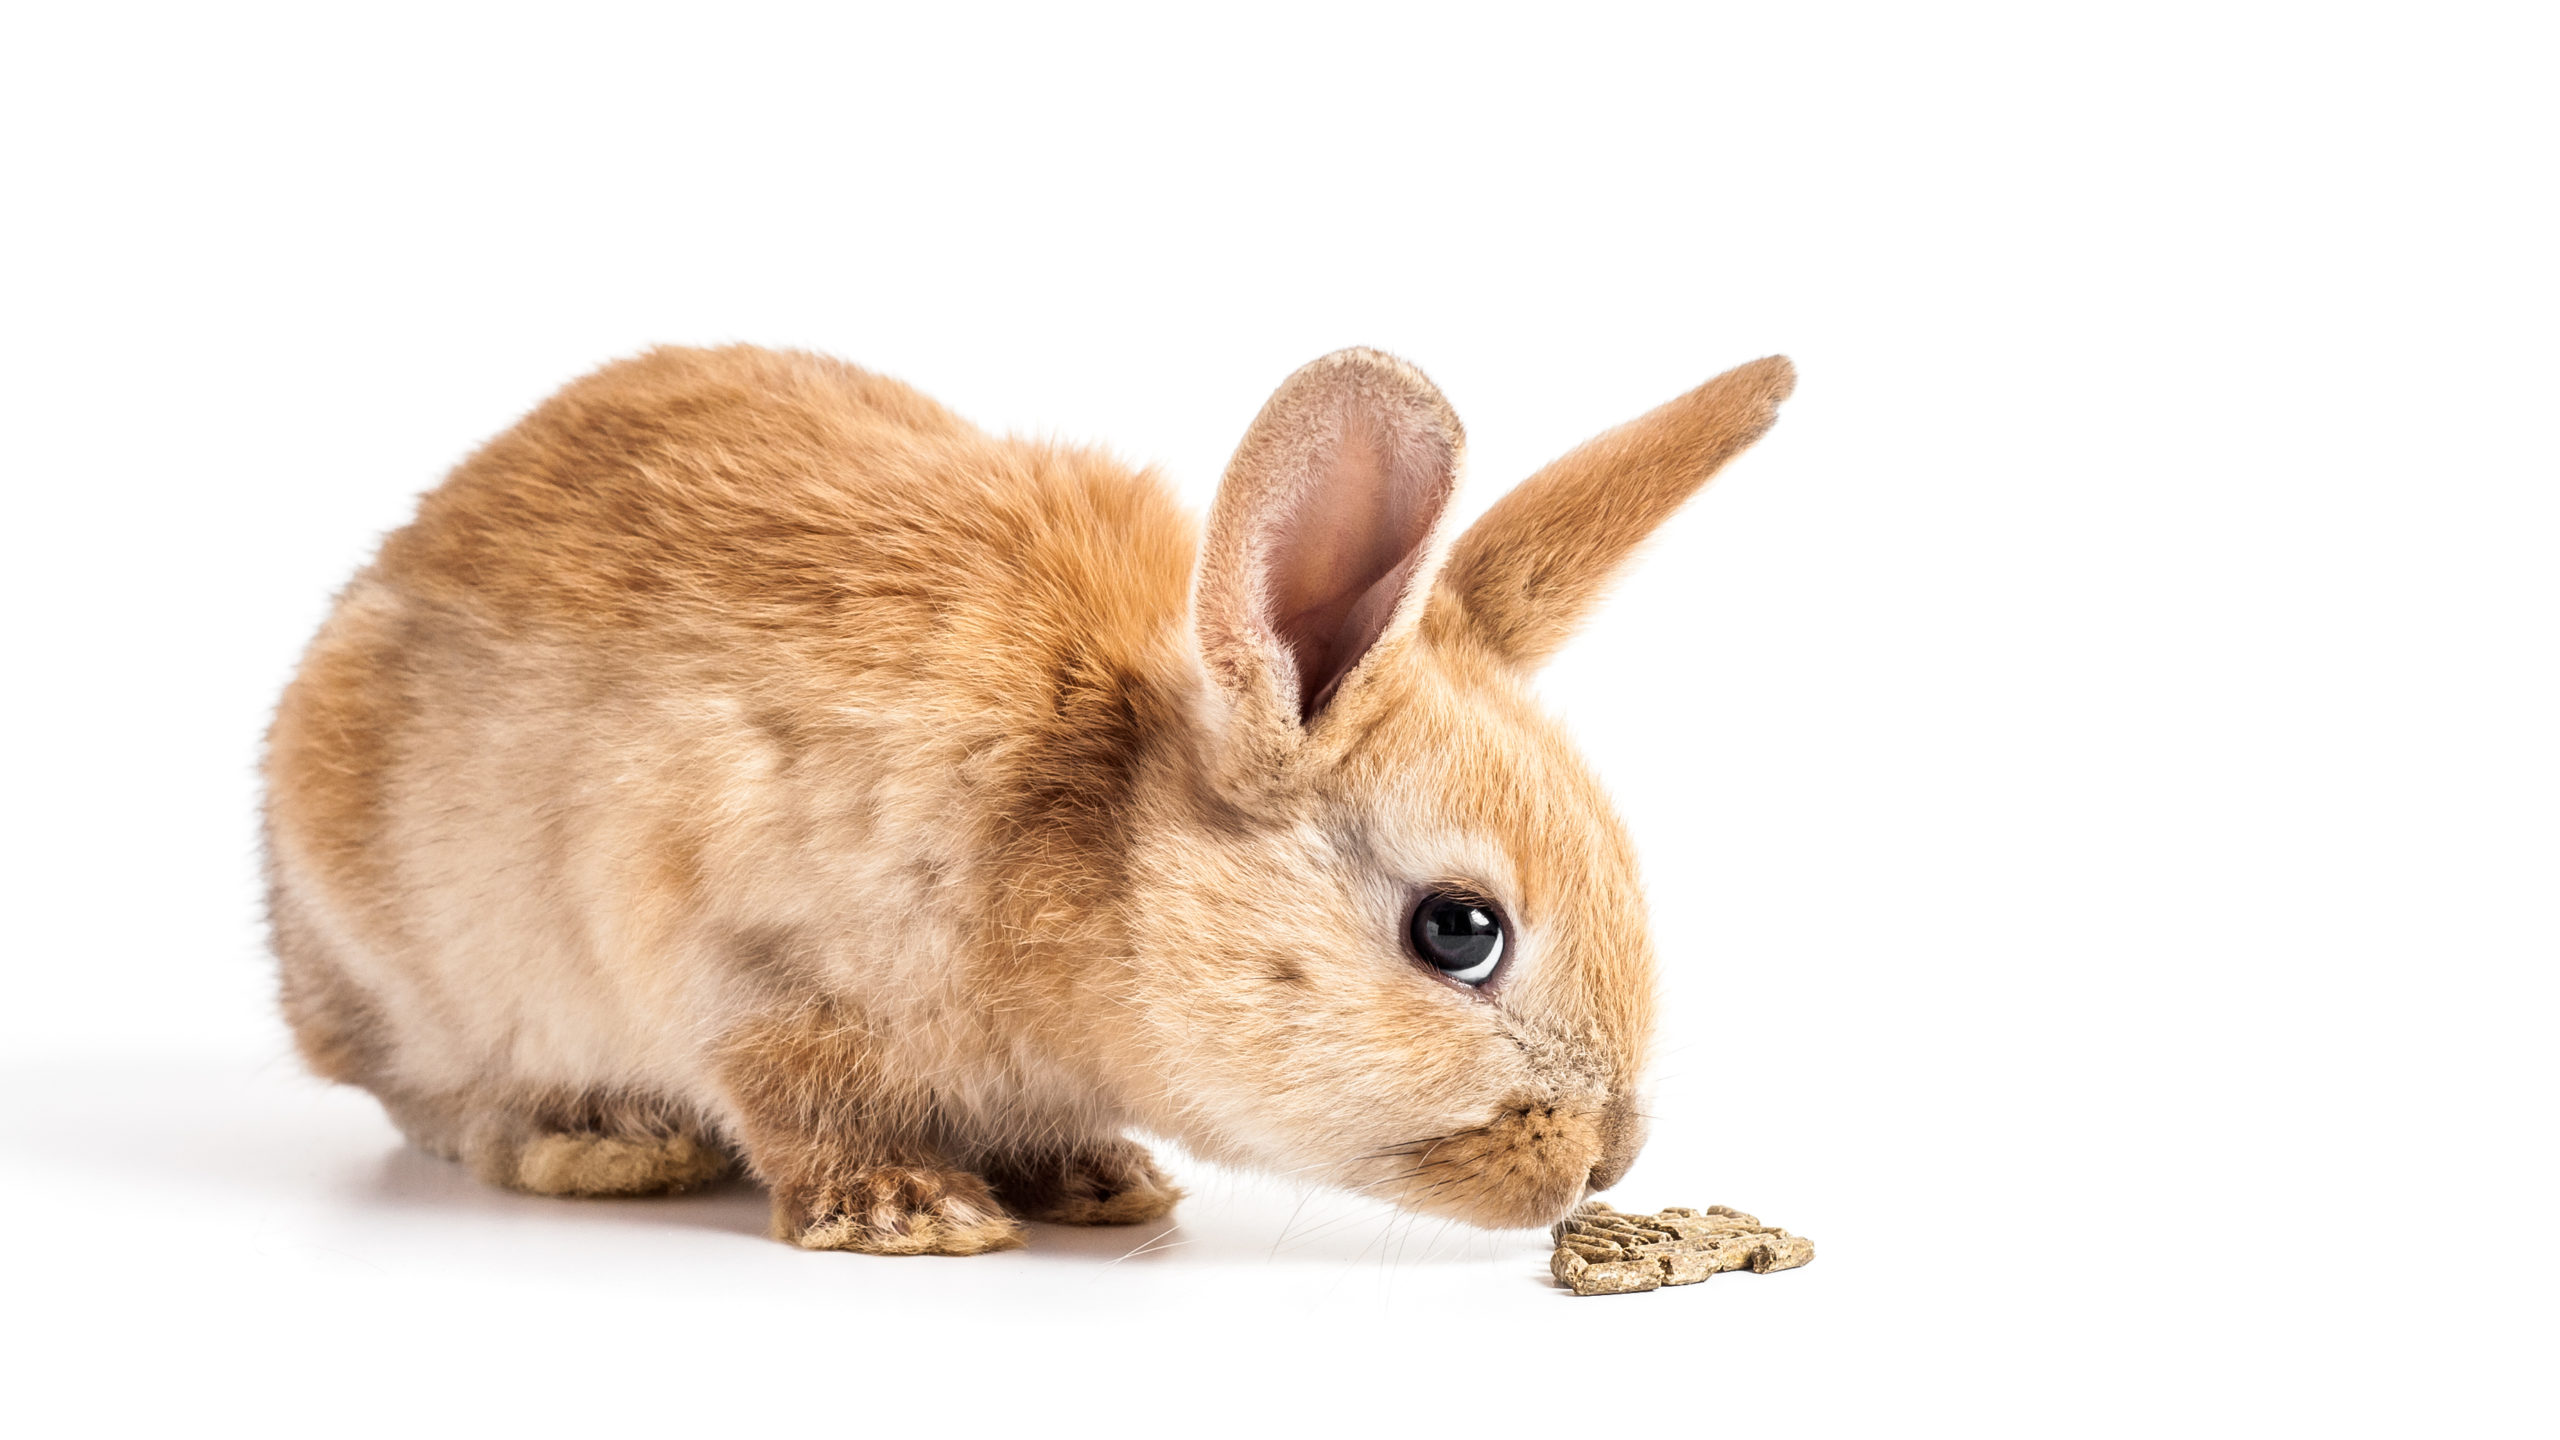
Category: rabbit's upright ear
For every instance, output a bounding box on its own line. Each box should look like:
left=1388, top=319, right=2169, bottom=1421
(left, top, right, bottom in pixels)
left=1196, top=349, right=1465, bottom=727
left=1431, top=357, right=1795, bottom=671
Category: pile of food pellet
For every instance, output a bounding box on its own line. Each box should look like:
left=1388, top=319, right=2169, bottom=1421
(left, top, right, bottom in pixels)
left=1549, top=1204, right=1816, bottom=1296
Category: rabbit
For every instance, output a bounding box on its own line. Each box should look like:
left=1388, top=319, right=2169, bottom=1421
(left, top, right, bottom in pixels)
left=262, top=342, right=1793, bottom=1255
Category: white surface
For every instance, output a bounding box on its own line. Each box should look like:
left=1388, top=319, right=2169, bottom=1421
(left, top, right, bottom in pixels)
left=1, top=3, right=2552, bottom=1435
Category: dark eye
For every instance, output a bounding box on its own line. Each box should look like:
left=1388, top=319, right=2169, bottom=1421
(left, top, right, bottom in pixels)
left=1410, top=893, right=1505, bottom=986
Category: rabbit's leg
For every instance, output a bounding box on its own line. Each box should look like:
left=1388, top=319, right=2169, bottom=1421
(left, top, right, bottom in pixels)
left=494, top=1100, right=732, bottom=1198
left=984, top=1136, right=1183, bottom=1226
left=718, top=1007, right=1026, bottom=1256
left=385, top=1086, right=732, bottom=1197
left=275, top=882, right=727, bottom=1197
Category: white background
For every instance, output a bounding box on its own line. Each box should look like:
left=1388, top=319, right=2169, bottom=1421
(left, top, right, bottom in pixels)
left=3, top=3, right=2552, bottom=1435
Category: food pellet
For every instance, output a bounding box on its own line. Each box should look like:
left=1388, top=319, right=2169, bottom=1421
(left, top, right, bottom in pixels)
left=1548, top=1204, right=1815, bottom=1296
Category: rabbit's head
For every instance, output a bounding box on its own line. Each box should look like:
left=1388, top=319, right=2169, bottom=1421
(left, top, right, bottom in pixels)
left=1113, top=349, right=1794, bottom=1229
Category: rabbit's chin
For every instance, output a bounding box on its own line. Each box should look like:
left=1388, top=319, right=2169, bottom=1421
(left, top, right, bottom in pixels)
left=1343, top=1097, right=1614, bottom=1231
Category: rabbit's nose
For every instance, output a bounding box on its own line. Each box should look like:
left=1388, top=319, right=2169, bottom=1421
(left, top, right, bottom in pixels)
left=1584, top=1091, right=1648, bottom=1192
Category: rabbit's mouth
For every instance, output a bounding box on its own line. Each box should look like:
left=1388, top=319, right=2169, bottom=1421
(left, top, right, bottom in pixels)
left=1350, top=1095, right=1621, bottom=1229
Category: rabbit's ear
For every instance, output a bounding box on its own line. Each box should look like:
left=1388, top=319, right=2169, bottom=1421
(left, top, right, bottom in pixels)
left=1432, top=357, right=1795, bottom=671
left=1196, top=348, right=1465, bottom=725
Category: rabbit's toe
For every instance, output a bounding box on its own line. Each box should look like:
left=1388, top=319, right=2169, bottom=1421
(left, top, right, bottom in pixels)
left=781, top=1165, right=1027, bottom=1256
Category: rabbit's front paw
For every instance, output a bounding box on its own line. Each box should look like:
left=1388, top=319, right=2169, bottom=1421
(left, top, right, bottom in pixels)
left=987, top=1136, right=1183, bottom=1226
left=778, top=1165, right=1026, bottom=1256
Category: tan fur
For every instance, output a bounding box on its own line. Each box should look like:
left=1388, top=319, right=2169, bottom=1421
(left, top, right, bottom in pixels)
left=1433, top=356, right=1798, bottom=669
left=514, top=1131, right=728, bottom=1198
left=263, top=344, right=1791, bottom=1251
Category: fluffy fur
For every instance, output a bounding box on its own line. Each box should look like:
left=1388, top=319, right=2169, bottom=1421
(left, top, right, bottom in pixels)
left=263, top=343, right=1794, bottom=1253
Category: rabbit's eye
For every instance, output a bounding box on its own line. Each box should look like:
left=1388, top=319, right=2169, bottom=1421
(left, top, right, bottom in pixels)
left=1410, top=893, right=1505, bottom=986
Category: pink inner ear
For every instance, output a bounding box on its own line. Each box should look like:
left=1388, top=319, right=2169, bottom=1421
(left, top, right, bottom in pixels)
left=1266, top=412, right=1447, bottom=719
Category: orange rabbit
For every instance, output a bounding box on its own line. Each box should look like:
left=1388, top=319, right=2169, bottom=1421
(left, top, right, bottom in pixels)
left=263, top=344, right=1793, bottom=1254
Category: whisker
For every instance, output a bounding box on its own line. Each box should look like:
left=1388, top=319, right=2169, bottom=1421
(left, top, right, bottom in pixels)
left=1346, top=1124, right=1494, bottom=1164
left=1102, top=1223, right=1184, bottom=1266
left=1269, top=1190, right=1315, bottom=1260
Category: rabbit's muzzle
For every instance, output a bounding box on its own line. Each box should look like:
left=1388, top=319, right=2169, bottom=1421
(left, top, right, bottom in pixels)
left=1583, top=1090, right=1649, bottom=1194
left=1362, top=1089, right=1641, bottom=1229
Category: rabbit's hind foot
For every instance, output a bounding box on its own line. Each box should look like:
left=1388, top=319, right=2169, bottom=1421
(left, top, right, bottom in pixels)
left=509, top=1128, right=731, bottom=1197
left=397, top=1087, right=734, bottom=1198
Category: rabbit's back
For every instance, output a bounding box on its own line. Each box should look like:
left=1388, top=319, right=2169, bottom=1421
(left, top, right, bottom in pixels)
left=378, top=345, right=1188, bottom=672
